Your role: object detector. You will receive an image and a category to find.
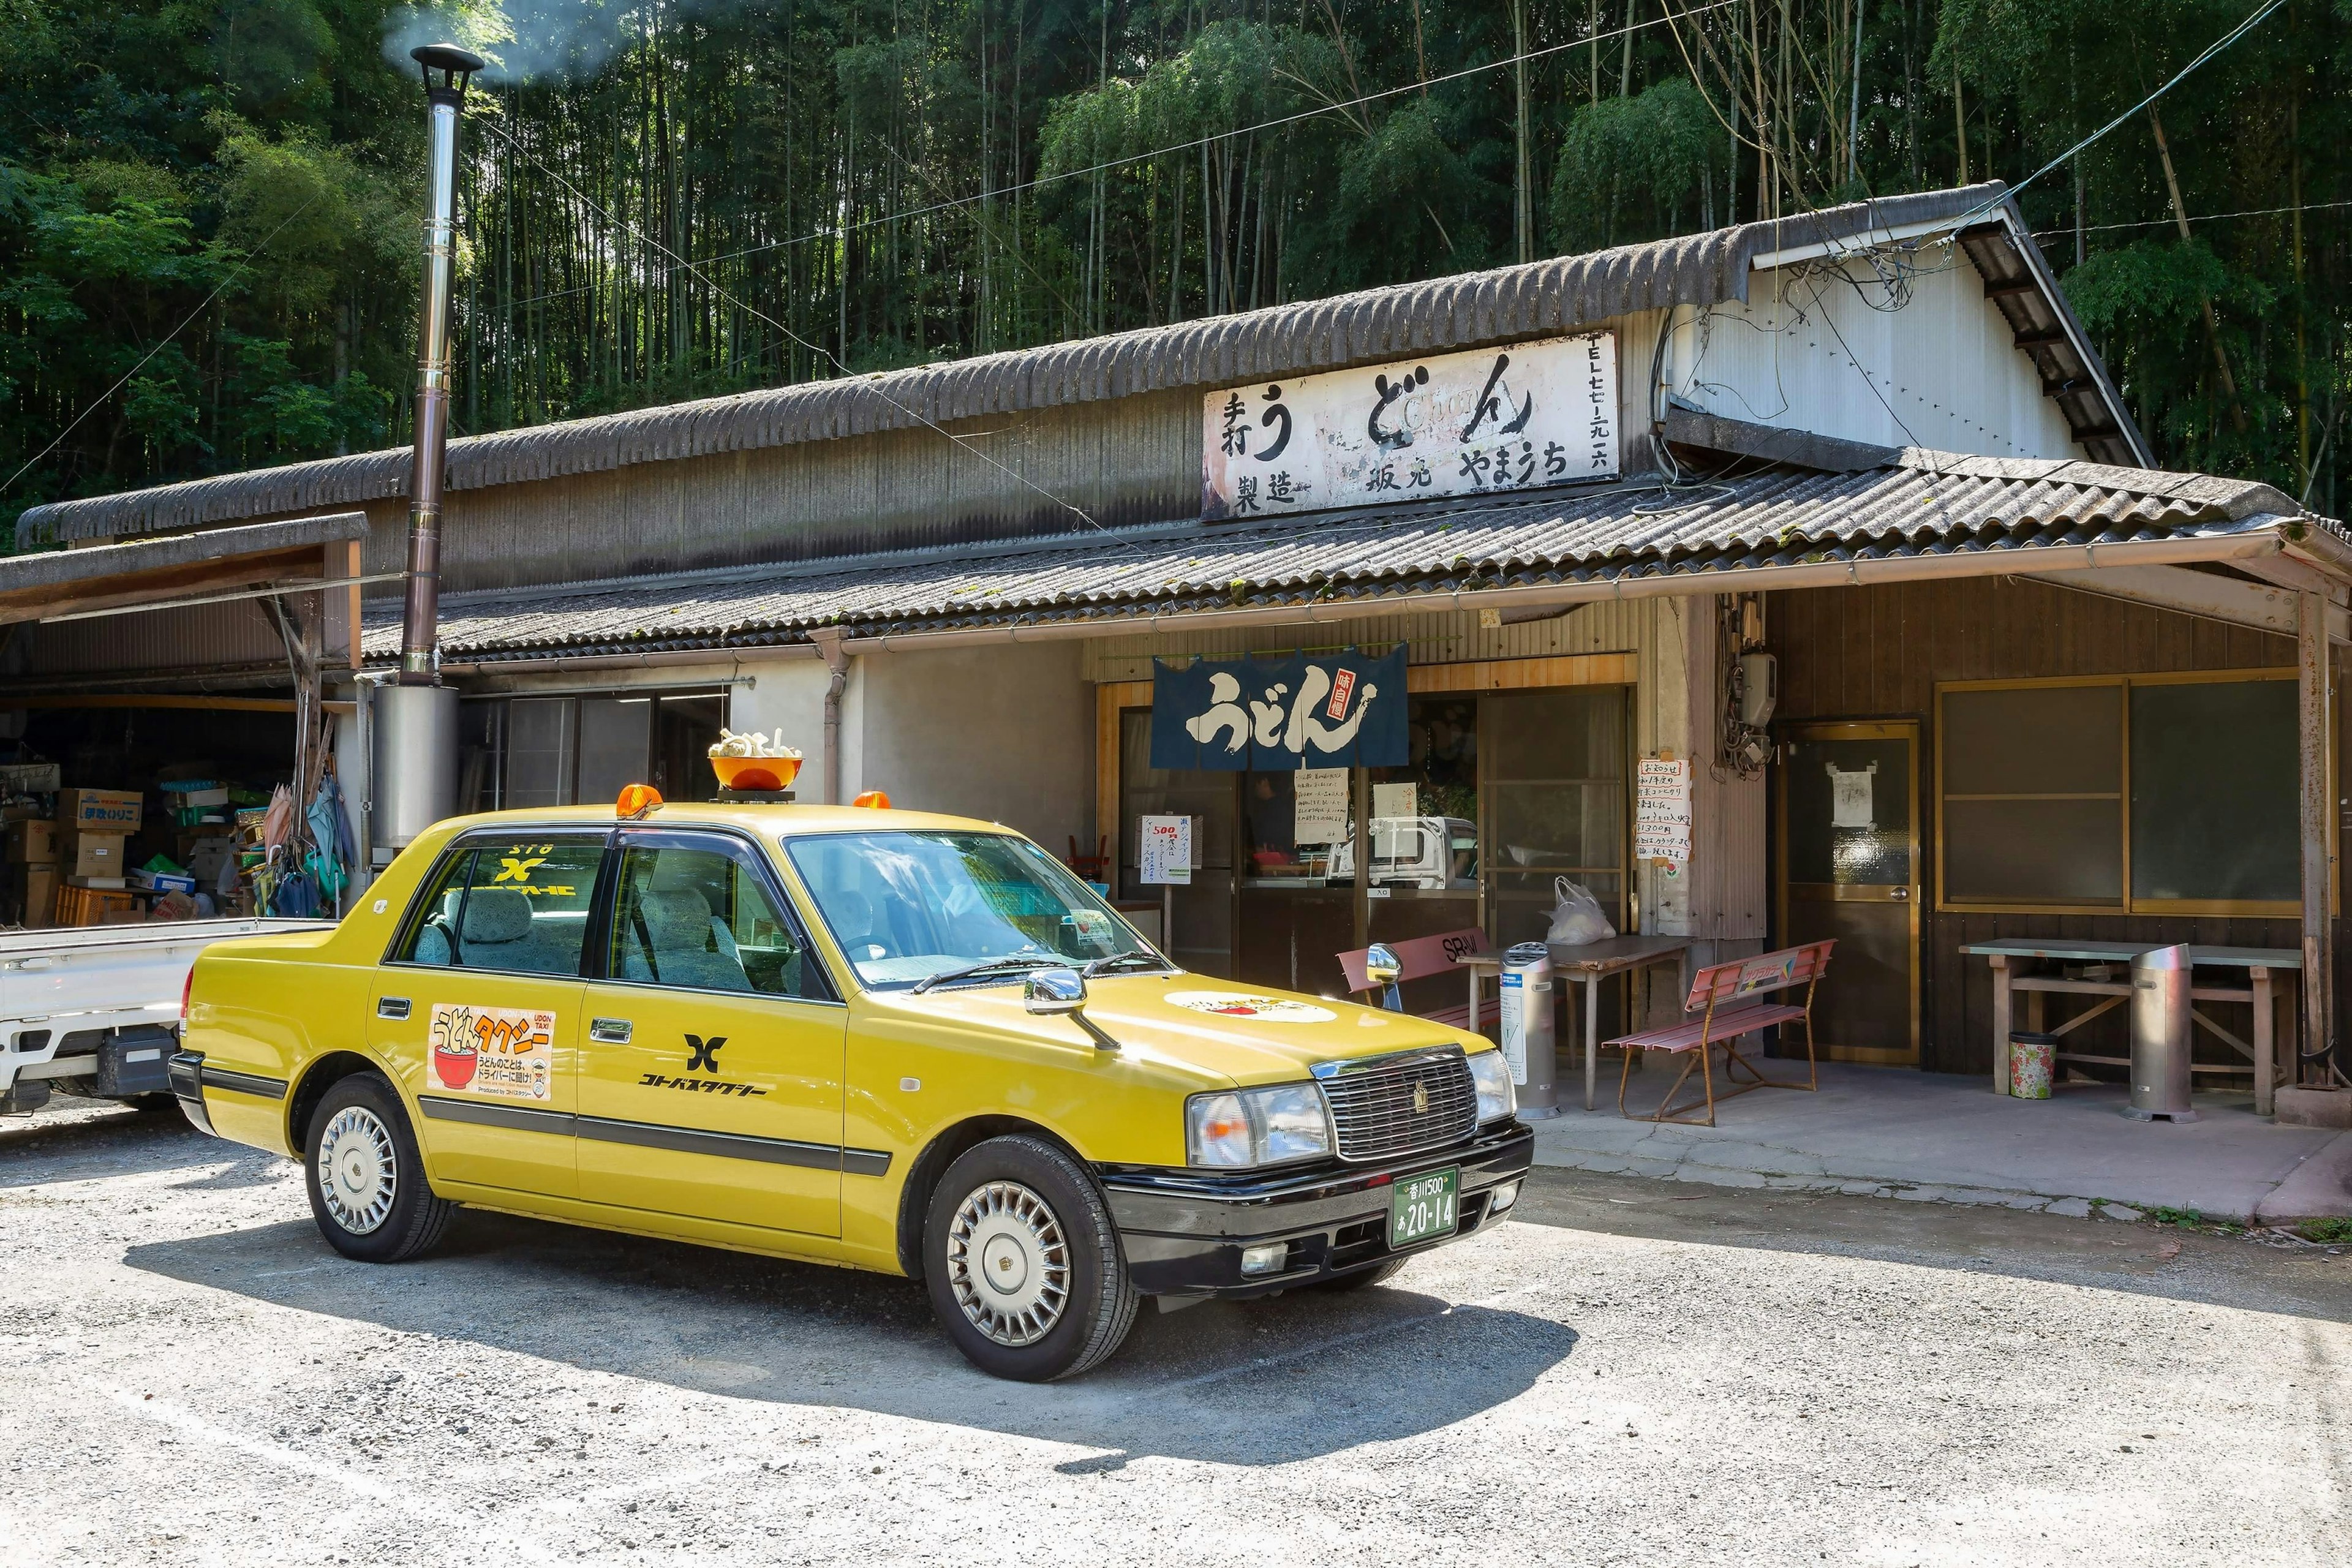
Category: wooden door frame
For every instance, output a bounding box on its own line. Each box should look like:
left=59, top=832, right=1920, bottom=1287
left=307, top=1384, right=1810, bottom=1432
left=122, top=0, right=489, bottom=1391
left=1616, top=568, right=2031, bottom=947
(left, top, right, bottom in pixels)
left=1776, top=717, right=1922, bottom=1066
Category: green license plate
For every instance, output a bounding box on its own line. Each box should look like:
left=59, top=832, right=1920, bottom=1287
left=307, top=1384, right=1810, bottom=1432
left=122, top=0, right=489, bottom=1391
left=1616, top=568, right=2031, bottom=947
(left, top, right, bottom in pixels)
left=1389, top=1167, right=1460, bottom=1248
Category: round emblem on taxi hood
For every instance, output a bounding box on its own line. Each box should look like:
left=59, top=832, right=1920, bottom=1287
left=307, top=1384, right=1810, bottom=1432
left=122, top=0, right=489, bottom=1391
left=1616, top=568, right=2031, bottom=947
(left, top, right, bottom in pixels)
left=1161, top=990, right=1338, bottom=1023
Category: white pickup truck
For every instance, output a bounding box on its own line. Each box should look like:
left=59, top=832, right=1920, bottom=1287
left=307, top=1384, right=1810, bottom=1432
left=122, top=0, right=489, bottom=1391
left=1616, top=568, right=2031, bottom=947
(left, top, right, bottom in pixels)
left=1, top=919, right=334, bottom=1115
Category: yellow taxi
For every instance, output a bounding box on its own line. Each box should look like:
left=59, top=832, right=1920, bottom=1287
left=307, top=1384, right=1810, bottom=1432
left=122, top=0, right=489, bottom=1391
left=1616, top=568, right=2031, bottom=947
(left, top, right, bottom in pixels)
left=172, top=794, right=1532, bottom=1380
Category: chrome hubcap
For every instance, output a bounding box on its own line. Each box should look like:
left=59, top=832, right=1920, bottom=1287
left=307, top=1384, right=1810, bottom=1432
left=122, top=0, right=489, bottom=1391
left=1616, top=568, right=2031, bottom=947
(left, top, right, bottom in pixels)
left=315, top=1107, right=398, bottom=1235
left=946, top=1180, right=1070, bottom=1347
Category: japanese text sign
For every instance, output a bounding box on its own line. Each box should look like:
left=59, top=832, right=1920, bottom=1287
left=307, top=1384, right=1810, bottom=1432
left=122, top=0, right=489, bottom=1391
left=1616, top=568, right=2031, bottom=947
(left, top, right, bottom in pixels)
left=1634, top=756, right=1694, bottom=866
left=1148, top=648, right=1408, bottom=771
left=1200, top=332, right=1619, bottom=521
left=1139, top=816, right=1193, bottom=886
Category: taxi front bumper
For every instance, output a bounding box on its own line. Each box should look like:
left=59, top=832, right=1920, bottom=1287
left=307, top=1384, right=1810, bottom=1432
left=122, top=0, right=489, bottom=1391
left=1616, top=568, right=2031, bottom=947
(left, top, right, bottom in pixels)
left=1098, top=1122, right=1533, bottom=1298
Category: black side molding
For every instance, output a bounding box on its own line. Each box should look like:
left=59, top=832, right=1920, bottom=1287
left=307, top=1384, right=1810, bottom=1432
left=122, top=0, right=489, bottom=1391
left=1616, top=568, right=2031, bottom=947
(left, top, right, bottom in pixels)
left=416, top=1096, right=892, bottom=1178
left=198, top=1064, right=289, bottom=1101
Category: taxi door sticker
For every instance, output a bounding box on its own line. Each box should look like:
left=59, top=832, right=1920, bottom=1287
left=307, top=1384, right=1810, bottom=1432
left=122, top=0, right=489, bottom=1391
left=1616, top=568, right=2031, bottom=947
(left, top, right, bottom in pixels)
left=428, top=1003, right=556, bottom=1101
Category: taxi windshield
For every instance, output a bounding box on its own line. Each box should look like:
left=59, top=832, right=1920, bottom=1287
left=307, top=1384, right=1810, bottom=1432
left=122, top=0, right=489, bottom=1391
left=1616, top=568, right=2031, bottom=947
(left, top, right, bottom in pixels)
left=785, top=830, right=1160, bottom=991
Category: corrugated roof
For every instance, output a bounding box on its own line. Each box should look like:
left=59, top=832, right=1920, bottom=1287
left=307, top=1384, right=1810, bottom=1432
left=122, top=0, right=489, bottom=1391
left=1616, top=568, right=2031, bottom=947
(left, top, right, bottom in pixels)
left=28, top=183, right=2128, bottom=546
left=362, top=452, right=2324, bottom=663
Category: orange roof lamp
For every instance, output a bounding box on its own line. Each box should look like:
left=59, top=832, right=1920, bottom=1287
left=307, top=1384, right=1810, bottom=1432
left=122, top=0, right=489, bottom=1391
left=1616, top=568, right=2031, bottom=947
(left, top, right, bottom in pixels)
left=617, top=783, right=664, bottom=820
left=852, top=790, right=892, bottom=810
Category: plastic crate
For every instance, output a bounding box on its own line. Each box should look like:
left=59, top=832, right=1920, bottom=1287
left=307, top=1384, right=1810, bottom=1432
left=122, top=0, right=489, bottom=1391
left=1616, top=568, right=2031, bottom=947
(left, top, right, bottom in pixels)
left=55, top=883, right=143, bottom=927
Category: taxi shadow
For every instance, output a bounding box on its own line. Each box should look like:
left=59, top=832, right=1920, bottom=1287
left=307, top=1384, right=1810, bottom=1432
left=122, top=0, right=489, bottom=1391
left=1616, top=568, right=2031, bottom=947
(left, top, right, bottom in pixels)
left=126, top=1208, right=1577, bottom=1466
left=0, top=1102, right=255, bottom=1189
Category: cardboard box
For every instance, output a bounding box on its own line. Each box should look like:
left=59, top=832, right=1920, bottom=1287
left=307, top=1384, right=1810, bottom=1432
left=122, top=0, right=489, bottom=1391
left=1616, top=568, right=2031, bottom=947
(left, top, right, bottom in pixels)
left=58, top=788, right=141, bottom=831
left=6, top=820, right=58, bottom=865
left=60, top=832, right=128, bottom=880
left=66, top=875, right=129, bottom=891
left=132, top=869, right=198, bottom=896
left=4, top=864, right=55, bottom=926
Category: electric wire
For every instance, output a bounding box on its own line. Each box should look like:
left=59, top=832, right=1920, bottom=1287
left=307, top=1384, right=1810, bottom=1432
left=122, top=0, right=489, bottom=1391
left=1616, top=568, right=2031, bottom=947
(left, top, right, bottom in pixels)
left=4, top=189, right=326, bottom=512
left=1937, top=0, right=2288, bottom=237
left=471, top=116, right=1144, bottom=554
left=495, top=0, right=1741, bottom=315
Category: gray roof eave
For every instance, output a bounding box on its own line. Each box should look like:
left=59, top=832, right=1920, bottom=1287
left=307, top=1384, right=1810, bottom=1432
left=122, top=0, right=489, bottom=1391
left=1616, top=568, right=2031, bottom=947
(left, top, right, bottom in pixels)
left=19, top=186, right=2037, bottom=548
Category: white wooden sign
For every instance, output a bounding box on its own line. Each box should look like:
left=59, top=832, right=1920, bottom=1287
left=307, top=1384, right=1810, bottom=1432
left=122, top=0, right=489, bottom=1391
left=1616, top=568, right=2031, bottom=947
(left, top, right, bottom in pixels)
left=1634, top=756, right=1694, bottom=865
left=1201, top=332, right=1619, bottom=520
left=1139, top=815, right=1193, bottom=886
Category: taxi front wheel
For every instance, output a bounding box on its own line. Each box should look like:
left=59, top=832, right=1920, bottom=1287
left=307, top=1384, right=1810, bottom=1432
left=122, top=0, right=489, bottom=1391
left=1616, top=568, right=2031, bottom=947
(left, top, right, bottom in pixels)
left=922, top=1135, right=1138, bottom=1382
left=303, top=1074, right=456, bottom=1264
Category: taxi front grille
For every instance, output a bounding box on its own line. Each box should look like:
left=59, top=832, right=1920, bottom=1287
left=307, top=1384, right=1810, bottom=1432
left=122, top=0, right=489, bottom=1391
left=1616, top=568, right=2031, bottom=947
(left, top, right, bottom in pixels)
left=1314, top=1048, right=1477, bottom=1163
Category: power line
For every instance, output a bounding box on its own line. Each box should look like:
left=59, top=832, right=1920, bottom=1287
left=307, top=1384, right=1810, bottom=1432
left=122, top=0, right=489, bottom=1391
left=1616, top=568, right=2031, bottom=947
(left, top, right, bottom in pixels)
left=2032, top=195, right=2352, bottom=241
left=495, top=0, right=1740, bottom=315
left=4, top=190, right=325, bottom=509
left=1940, top=0, right=2288, bottom=236
left=470, top=117, right=1141, bottom=554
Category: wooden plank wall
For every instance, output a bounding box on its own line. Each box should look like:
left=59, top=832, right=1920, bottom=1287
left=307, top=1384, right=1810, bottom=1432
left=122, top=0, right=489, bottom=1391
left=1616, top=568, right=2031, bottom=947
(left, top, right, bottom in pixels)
left=1770, top=574, right=2341, bottom=1077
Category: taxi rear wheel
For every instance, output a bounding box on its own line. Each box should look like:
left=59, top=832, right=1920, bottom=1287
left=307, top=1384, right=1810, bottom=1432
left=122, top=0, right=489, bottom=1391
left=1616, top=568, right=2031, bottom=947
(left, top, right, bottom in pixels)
left=303, top=1073, right=455, bottom=1264
left=923, top=1135, right=1137, bottom=1382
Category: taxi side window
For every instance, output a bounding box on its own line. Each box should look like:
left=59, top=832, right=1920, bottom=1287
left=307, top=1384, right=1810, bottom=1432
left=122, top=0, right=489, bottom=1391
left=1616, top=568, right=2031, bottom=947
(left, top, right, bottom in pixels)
left=394, top=838, right=604, bottom=976
left=608, top=840, right=829, bottom=1000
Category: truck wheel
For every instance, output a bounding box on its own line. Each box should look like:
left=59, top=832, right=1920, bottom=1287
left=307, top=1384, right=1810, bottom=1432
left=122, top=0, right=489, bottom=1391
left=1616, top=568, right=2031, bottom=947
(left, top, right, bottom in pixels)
left=303, top=1074, right=455, bottom=1264
left=922, top=1135, right=1137, bottom=1382
left=1314, top=1257, right=1411, bottom=1292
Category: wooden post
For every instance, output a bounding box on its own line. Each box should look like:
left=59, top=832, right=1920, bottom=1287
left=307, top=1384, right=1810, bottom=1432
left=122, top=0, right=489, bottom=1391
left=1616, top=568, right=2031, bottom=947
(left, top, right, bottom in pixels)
left=2299, top=592, right=2334, bottom=1085
left=2252, top=965, right=2275, bottom=1117
left=1989, top=952, right=2013, bottom=1095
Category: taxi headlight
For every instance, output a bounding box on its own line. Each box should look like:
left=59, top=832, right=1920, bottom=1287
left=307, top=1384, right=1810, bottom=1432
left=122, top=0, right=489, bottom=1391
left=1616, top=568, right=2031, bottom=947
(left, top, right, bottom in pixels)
left=1468, top=1049, right=1517, bottom=1123
left=1186, top=1084, right=1332, bottom=1169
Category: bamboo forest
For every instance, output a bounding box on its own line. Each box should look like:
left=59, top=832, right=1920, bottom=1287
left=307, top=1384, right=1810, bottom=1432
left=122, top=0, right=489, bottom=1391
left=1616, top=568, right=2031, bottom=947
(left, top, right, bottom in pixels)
left=4, top=0, right=2350, bottom=536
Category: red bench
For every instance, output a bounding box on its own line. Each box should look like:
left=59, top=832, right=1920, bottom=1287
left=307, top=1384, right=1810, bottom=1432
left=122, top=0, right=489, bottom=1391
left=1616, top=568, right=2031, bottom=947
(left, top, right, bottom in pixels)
left=1605, top=940, right=1834, bottom=1126
left=1337, top=929, right=1500, bottom=1035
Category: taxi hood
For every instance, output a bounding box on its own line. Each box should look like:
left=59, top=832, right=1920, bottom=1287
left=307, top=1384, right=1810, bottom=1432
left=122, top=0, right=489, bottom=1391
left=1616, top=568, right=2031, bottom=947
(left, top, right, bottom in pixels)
left=893, top=970, right=1479, bottom=1087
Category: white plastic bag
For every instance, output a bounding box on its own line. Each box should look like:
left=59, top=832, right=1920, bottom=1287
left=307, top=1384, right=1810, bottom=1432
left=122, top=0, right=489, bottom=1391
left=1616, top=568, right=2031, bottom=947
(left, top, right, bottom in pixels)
left=1545, top=876, right=1616, bottom=946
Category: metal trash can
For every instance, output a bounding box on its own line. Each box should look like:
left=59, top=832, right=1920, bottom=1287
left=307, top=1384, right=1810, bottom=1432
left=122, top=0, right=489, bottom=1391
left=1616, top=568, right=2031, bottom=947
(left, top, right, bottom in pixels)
left=2125, top=944, right=2198, bottom=1123
left=1499, top=941, right=1558, bottom=1120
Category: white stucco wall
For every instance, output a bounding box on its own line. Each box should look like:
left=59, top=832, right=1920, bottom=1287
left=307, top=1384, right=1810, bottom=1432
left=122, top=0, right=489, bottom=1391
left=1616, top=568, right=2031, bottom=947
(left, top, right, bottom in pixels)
left=838, top=641, right=1095, bottom=852
left=725, top=656, right=835, bottom=786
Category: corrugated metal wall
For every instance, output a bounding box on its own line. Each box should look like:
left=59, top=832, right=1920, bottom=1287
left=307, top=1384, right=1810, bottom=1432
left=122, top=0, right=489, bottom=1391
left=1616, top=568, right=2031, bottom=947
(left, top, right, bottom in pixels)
left=1669, top=254, right=2080, bottom=461
left=372, top=314, right=1674, bottom=596
left=17, top=598, right=287, bottom=678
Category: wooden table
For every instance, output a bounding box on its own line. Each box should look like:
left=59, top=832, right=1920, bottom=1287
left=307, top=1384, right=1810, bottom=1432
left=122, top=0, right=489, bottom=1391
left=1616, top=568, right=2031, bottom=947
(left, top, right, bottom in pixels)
left=1547, top=935, right=1694, bottom=1112
left=1958, top=940, right=2301, bottom=1115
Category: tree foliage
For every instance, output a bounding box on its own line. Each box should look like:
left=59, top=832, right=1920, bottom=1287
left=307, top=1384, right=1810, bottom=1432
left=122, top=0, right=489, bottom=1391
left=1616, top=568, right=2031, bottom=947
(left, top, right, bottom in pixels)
left=4, top=0, right=2351, bottom=540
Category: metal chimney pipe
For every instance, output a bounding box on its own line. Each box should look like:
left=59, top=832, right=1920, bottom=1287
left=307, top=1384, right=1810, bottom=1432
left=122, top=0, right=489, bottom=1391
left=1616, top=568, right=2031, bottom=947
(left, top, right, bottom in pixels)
left=398, top=43, right=484, bottom=685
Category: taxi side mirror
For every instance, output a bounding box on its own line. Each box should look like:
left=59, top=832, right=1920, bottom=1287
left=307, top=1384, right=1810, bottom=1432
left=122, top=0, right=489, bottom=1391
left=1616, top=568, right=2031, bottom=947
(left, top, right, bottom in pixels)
left=1026, top=968, right=1119, bottom=1050
left=1365, top=942, right=1404, bottom=1012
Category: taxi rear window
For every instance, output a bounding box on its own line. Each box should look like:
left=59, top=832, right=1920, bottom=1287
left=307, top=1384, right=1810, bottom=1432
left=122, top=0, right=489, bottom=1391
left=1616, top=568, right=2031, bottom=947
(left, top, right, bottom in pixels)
left=393, top=837, right=605, bottom=976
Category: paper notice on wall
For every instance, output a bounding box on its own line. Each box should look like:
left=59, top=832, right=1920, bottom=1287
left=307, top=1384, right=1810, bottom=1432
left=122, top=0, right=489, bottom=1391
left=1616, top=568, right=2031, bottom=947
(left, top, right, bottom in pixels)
left=1139, top=815, right=1193, bottom=885
left=1371, top=782, right=1419, bottom=824
left=1828, top=763, right=1877, bottom=828
left=1294, top=768, right=1351, bottom=843
left=1633, top=756, right=1694, bottom=865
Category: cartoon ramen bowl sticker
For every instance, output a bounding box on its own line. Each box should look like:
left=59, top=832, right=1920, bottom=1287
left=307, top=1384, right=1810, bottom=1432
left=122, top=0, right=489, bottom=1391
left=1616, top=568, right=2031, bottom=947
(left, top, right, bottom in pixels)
left=432, top=1039, right=480, bottom=1090
left=1162, top=991, right=1337, bottom=1023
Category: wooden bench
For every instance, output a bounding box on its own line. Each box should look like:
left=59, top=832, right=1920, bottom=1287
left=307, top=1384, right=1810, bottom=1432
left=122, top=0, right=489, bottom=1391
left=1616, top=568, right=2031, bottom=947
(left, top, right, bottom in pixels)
left=1337, top=929, right=1500, bottom=1035
left=1605, top=940, right=1835, bottom=1127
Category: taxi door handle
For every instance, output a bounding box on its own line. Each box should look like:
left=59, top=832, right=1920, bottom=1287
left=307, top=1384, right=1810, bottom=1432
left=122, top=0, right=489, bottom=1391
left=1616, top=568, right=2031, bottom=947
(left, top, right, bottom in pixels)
left=590, top=1018, right=633, bottom=1044
left=377, top=997, right=411, bottom=1020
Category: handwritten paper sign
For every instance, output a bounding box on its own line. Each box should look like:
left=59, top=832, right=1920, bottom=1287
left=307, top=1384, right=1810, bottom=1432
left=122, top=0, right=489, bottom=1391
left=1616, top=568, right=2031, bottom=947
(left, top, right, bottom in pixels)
left=1634, top=756, right=1694, bottom=865
left=1200, top=333, right=1619, bottom=520
left=1139, top=815, right=1193, bottom=886
left=1294, top=769, right=1350, bottom=845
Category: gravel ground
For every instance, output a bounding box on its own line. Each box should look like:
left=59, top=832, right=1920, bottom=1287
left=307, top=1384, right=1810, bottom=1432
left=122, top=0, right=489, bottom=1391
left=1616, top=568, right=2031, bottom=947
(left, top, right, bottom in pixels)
left=3, top=1099, right=2348, bottom=1568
